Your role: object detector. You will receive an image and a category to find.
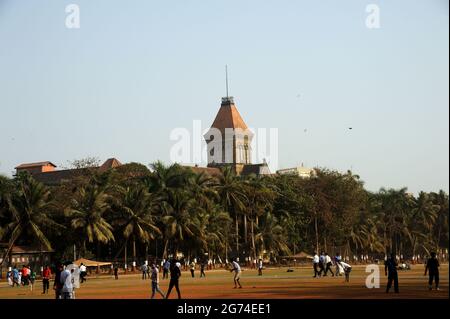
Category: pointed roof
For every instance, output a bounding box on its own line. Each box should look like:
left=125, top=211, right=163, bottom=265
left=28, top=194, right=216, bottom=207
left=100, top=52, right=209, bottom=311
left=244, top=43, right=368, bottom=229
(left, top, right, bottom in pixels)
left=98, top=158, right=122, bottom=172
left=209, top=97, right=249, bottom=134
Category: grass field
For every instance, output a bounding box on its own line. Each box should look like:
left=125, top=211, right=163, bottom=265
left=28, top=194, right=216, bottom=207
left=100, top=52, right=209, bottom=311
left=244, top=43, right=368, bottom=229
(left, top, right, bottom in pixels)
left=0, top=265, right=448, bottom=299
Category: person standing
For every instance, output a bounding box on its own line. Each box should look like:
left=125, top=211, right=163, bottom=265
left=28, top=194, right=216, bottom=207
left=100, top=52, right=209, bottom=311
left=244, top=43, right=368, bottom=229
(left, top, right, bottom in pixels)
left=190, top=261, right=195, bottom=278
left=324, top=253, right=335, bottom=277
left=114, top=264, right=119, bottom=280
left=312, top=253, right=320, bottom=278
left=53, top=263, right=64, bottom=299
left=60, top=263, right=74, bottom=299
left=424, top=252, right=440, bottom=290
left=42, top=265, right=51, bottom=294
left=257, top=259, right=263, bottom=276
left=163, top=260, right=170, bottom=279
left=150, top=264, right=165, bottom=299
left=6, top=269, right=13, bottom=287
left=230, top=258, right=243, bottom=289
left=385, top=253, right=399, bottom=293
left=334, top=253, right=343, bottom=276
left=79, top=263, right=87, bottom=283
left=166, top=260, right=182, bottom=299
left=142, top=263, right=148, bottom=280
left=200, top=260, right=206, bottom=278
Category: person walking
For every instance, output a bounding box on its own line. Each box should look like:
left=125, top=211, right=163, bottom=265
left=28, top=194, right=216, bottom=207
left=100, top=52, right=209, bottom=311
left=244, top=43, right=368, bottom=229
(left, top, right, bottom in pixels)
left=60, top=263, right=74, bottom=299
left=150, top=264, right=165, bottom=299
left=166, top=260, right=182, bottom=299
left=424, top=252, right=440, bottom=290
left=230, top=258, right=243, bottom=289
left=385, top=253, right=399, bottom=293
left=79, top=263, right=87, bottom=283
left=42, top=265, right=51, bottom=294
left=318, top=252, right=326, bottom=277
left=312, top=253, right=320, bottom=278
left=324, top=253, right=335, bottom=277
left=12, top=266, right=20, bottom=287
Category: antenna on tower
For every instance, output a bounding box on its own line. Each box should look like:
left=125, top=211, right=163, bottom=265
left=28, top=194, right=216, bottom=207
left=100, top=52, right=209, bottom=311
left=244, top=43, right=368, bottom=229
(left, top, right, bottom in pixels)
left=225, top=65, right=229, bottom=98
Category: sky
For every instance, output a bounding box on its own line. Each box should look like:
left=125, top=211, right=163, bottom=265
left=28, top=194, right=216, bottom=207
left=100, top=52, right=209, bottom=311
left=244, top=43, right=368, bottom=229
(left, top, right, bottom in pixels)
left=0, top=0, right=448, bottom=194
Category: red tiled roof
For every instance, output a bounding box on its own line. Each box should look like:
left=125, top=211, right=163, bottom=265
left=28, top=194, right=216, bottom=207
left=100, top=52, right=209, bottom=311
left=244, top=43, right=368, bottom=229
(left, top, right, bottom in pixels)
left=98, top=158, right=122, bottom=172
left=209, top=99, right=249, bottom=134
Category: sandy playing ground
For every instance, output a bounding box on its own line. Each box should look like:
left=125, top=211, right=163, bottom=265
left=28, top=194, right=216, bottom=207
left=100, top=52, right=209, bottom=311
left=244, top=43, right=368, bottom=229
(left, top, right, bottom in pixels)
left=0, top=265, right=448, bottom=299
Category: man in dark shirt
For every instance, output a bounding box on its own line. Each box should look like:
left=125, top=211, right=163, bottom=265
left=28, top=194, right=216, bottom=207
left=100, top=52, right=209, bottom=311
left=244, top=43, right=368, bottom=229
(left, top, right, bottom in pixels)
left=424, top=252, right=440, bottom=290
left=53, top=263, right=64, bottom=299
left=385, top=253, right=399, bottom=293
left=165, top=260, right=182, bottom=299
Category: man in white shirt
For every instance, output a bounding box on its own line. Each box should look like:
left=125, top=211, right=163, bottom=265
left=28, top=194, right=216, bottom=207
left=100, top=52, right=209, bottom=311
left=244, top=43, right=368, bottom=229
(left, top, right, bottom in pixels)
left=60, top=265, right=73, bottom=299
left=230, top=258, right=242, bottom=289
left=150, top=264, right=165, bottom=299
left=258, top=259, right=263, bottom=276
left=339, top=261, right=352, bottom=282
left=79, top=263, right=87, bottom=283
left=313, top=253, right=320, bottom=278
left=324, top=253, right=335, bottom=277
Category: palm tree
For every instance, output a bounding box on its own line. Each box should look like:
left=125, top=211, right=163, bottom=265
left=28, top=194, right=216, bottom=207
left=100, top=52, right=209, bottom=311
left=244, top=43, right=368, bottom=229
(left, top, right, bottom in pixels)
left=0, top=174, right=63, bottom=267
left=161, top=190, right=202, bottom=259
left=66, top=183, right=115, bottom=257
left=243, top=176, right=276, bottom=261
left=111, top=186, right=161, bottom=265
left=255, top=211, right=290, bottom=261
left=216, top=166, right=246, bottom=256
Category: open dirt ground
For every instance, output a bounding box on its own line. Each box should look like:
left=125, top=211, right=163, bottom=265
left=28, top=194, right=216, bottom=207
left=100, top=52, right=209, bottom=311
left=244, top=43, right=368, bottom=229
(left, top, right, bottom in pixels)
left=0, top=265, right=448, bottom=299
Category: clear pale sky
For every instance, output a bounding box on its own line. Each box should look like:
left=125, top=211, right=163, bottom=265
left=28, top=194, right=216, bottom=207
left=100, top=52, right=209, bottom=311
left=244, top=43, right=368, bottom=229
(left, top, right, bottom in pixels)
left=0, top=0, right=448, bottom=194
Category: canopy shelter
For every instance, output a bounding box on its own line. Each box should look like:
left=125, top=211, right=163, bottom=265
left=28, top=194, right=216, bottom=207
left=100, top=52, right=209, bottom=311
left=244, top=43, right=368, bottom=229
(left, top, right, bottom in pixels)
left=73, top=258, right=112, bottom=267
left=285, top=252, right=314, bottom=260
left=281, top=252, right=313, bottom=266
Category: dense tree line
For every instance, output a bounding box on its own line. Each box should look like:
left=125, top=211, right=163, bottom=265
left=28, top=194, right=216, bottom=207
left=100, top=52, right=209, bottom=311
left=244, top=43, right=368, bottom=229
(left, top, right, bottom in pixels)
left=0, top=162, right=448, bottom=268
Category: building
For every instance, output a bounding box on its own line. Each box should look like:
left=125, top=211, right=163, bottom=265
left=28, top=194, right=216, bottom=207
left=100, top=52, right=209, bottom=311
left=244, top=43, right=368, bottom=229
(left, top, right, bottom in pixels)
left=0, top=244, right=53, bottom=268
left=277, top=164, right=316, bottom=178
left=203, top=96, right=270, bottom=176
left=14, top=158, right=122, bottom=186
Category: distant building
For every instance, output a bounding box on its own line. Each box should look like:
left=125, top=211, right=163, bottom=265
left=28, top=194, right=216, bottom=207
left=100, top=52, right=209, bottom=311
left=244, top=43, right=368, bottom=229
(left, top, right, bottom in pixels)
left=15, top=161, right=57, bottom=175
left=0, top=244, right=53, bottom=268
left=277, top=164, right=315, bottom=178
left=14, top=158, right=122, bottom=186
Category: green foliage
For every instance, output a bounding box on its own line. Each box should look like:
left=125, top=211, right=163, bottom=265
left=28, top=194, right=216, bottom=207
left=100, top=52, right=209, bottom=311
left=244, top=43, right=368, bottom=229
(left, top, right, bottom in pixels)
left=0, top=163, right=448, bottom=265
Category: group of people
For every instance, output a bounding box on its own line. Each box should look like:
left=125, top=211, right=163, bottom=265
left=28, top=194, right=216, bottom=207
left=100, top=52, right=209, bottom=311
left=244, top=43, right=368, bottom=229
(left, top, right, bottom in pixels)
left=313, top=252, right=352, bottom=281
left=6, top=265, right=37, bottom=289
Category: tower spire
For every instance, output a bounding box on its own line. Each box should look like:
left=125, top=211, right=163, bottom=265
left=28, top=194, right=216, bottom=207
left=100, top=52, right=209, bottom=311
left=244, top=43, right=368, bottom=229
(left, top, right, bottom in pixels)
left=225, top=65, right=229, bottom=98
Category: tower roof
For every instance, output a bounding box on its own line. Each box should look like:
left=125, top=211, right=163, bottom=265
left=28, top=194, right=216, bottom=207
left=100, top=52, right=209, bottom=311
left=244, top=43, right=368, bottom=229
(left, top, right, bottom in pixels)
left=209, top=98, right=249, bottom=134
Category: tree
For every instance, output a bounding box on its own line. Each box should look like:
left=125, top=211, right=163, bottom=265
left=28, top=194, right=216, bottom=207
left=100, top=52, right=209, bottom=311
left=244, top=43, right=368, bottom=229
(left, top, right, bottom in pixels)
left=216, top=166, right=247, bottom=256
left=0, top=174, right=63, bottom=267
left=111, top=186, right=161, bottom=264
left=66, top=183, right=115, bottom=257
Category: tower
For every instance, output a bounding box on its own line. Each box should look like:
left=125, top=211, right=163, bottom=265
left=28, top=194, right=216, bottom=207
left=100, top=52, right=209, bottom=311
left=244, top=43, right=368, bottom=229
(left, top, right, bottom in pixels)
left=204, top=96, right=253, bottom=168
